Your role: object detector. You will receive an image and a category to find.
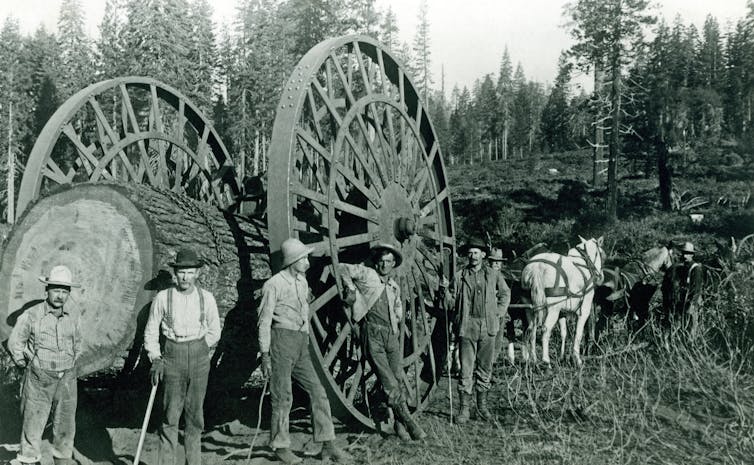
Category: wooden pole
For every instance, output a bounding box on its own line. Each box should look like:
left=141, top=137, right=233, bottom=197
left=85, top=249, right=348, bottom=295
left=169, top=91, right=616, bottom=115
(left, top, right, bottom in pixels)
left=7, top=96, right=14, bottom=224
left=133, top=383, right=158, bottom=465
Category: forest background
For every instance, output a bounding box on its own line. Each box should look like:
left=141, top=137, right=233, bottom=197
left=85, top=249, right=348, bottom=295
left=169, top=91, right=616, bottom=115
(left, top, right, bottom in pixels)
left=1, top=0, right=754, bottom=223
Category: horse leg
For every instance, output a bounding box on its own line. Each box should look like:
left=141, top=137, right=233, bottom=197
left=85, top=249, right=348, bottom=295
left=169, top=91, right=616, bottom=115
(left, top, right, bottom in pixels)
left=558, top=316, right=567, bottom=361
left=541, top=308, right=560, bottom=365
left=573, top=294, right=595, bottom=366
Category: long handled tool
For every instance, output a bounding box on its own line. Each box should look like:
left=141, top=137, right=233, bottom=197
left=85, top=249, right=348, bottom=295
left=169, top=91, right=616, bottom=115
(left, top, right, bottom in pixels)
left=221, top=377, right=268, bottom=463
left=134, top=383, right=158, bottom=465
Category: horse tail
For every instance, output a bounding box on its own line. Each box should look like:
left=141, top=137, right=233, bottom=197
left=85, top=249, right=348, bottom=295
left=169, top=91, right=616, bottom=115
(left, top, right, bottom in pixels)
left=521, top=264, right=547, bottom=311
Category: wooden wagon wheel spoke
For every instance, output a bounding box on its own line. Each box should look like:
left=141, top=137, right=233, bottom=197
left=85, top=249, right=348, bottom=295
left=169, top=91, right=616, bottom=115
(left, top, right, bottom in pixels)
left=269, top=35, right=456, bottom=429
left=16, top=77, right=239, bottom=218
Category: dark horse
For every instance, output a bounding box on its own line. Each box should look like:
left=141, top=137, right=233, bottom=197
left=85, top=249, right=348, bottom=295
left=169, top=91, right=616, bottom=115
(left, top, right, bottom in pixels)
left=591, top=245, right=673, bottom=345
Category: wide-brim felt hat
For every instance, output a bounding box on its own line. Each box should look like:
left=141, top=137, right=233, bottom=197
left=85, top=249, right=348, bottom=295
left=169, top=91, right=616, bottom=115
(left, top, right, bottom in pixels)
left=460, top=238, right=489, bottom=255
left=39, top=265, right=81, bottom=288
left=371, top=243, right=403, bottom=267
left=169, top=248, right=204, bottom=268
left=680, top=242, right=696, bottom=254
left=487, top=247, right=505, bottom=261
left=281, top=238, right=315, bottom=268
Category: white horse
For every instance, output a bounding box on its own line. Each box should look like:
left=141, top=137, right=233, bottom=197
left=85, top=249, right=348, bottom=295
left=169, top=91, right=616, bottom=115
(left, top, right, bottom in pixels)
left=520, top=236, right=605, bottom=366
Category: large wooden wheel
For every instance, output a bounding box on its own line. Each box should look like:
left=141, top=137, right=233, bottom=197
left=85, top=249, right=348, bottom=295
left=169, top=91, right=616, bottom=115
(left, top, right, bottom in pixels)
left=2, top=77, right=245, bottom=377
left=16, top=76, right=240, bottom=218
left=268, top=35, right=456, bottom=428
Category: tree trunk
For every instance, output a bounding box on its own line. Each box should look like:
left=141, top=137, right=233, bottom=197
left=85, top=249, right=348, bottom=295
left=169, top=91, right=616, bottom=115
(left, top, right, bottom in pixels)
left=593, top=60, right=605, bottom=187
left=607, top=55, right=621, bottom=220
left=0, top=182, right=270, bottom=386
left=657, top=137, right=672, bottom=211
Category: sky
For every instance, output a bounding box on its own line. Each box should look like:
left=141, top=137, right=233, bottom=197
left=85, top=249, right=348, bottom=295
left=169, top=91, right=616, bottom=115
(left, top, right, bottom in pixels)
left=0, top=0, right=751, bottom=93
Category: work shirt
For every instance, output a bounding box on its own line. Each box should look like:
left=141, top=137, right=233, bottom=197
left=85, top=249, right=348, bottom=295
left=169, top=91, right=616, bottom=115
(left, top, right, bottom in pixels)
left=258, top=269, right=311, bottom=353
left=446, top=265, right=511, bottom=337
left=469, top=267, right=487, bottom=318
left=337, top=263, right=403, bottom=334
left=7, top=301, right=81, bottom=371
left=144, top=286, right=221, bottom=362
left=662, top=261, right=704, bottom=313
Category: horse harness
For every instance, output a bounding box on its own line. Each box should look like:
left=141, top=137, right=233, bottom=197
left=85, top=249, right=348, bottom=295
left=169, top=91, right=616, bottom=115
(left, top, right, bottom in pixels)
left=528, top=245, right=601, bottom=300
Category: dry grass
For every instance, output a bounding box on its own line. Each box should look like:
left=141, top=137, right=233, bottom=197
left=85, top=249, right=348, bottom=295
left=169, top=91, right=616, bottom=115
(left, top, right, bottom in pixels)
left=355, top=278, right=754, bottom=465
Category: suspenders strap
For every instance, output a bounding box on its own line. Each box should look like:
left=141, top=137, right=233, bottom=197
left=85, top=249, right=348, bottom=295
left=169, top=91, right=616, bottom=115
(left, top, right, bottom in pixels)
left=165, top=287, right=206, bottom=332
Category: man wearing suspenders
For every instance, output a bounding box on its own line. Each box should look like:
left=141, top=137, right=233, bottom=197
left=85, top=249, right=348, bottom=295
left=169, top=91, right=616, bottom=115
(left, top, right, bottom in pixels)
left=661, top=241, right=704, bottom=335
left=8, top=265, right=82, bottom=465
left=144, top=248, right=221, bottom=465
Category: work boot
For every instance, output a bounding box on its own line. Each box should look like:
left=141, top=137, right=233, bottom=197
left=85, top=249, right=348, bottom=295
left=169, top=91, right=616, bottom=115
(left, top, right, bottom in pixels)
left=476, top=390, right=492, bottom=421
left=395, top=401, right=427, bottom=440
left=274, top=448, right=302, bottom=464
left=394, top=419, right=412, bottom=441
left=456, top=391, right=471, bottom=424
left=321, top=441, right=352, bottom=462
left=53, top=459, right=76, bottom=465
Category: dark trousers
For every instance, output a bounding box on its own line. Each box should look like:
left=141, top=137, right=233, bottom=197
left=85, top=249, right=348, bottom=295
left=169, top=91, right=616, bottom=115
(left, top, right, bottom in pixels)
left=269, top=328, right=335, bottom=449
left=17, top=363, right=77, bottom=463
left=364, top=320, right=403, bottom=407
left=159, top=338, right=210, bottom=465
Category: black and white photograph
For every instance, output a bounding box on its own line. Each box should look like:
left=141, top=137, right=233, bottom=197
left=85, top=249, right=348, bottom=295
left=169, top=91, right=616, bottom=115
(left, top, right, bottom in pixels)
left=0, top=0, right=752, bottom=464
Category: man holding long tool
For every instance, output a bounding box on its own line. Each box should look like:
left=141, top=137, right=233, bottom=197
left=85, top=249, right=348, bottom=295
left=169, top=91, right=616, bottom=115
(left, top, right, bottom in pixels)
left=442, top=239, right=511, bottom=423
left=144, top=248, right=221, bottom=465
left=257, top=238, right=351, bottom=464
left=338, top=243, right=427, bottom=441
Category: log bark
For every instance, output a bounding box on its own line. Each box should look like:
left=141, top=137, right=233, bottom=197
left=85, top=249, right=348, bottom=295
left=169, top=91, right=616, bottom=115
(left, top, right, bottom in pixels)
left=0, top=182, right=270, bottom=385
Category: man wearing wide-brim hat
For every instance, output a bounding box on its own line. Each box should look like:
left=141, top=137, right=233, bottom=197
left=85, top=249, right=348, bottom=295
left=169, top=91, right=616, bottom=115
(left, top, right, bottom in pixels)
left=486, top=248, right=515, bottom=369
left=257, top=238, right=351, bottom=464
left=144, top=247, right=221, bottom=465
left=442, top=238, right=510, bottom=423
left=8, top=265, right=82, bottom=465
left=338, top=243, right=427, bottom=441
left=661, top=241, right=703, bottom=334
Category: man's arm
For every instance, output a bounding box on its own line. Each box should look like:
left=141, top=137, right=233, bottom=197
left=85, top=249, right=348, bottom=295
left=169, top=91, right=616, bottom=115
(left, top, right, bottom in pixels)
left=257, top=280, right=277, bottom=353
left=143, top=292, right=165, bottom=362
left=73, top=311, right=83, bottom=363
left=204, top=291, right=222, bottom=348
left=337, top=263, right=371, bottom=291
left=7, top=310, right=33, bottom=367
left=495, top=271, right=511, bottom=316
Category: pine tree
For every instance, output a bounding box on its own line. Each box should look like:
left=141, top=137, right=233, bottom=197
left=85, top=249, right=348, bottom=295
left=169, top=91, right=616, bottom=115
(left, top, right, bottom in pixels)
left=379, top=6, right=400, bottom=51
left=496, top=47, right=513, bottom=160
left=96, top=0, right=125, bottom=80
left=567, top=0, right=656, bottom=220
left=411, top=0, right=432, bottom=101
left=541, top=52, right=573, bottom=152
left=57, top=0, right=94, bottom=98
left=187, top=0, right=217, bottom=113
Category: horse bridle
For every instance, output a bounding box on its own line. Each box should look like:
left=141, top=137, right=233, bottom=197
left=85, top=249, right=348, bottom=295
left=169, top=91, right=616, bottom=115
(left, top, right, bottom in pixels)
left=575, top=241, right=604, bottom=284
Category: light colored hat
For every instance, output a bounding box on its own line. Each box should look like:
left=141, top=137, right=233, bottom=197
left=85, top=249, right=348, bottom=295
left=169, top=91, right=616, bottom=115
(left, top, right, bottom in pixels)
left=371, top=243, right=403, bottom=267
left=38, top=265, right=81, bottom=288
left=681, top=242, right=695, bottom=254
left=281, top=238, right=314, bottom=268
left=488, top=247, right=505, bottom=261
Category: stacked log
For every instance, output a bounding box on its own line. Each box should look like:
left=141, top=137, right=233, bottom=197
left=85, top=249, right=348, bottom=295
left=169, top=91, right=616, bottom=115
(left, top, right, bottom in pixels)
left=0, top=182, right=270, bottom=388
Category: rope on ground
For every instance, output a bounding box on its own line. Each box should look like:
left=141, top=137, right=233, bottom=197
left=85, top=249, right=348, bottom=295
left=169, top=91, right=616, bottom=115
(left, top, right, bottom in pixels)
left=221, top=377, right=268, bottom=463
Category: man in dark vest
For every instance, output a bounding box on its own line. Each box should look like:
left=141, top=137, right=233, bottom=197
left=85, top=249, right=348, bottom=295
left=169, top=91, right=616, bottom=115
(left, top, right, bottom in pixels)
left=661, top=241, right=703, bottom=334
left=8, top=265, right=82, bottom=465
left=144, top=248, right=222, bottom=465
left=443, top=239, right=511, bottom=423
left=339, top=243, right=427, bottom=441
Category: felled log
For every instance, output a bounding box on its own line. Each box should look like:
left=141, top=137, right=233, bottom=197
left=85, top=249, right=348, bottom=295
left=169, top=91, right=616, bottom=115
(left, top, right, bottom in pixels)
left=0, top=182, right=270, bottom=383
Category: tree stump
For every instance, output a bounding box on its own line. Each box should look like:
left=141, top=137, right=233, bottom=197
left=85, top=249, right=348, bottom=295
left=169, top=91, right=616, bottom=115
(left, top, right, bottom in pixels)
left=0, top=182, right=270, bottom=381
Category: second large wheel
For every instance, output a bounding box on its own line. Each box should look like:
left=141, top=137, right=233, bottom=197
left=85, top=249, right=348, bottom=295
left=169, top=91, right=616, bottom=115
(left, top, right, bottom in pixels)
left=268, top=35, right=456, bottom=428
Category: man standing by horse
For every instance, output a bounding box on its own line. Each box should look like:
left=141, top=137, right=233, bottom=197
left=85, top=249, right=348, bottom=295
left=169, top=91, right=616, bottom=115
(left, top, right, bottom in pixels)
left=144, top=248, right=222, bottom=465
left=338, top=243, right=427, bottom=441
left=442, top=239, right=511, bottom=423
left=486, top=247, right=514, bottom=370
left=661, top=241, right=703, bottom=335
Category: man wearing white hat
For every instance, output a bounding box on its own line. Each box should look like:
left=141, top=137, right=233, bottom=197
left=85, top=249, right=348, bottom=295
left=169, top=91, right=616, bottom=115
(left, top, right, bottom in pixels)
left=8, top=265, right=82, bottom=465
left=143, top=248, right=221, bottom=465
left=661, top=241, right=703, bottom=334
left=257, top=238, right=351, bottom=464
left=338, top=243, right=427, bottom=441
